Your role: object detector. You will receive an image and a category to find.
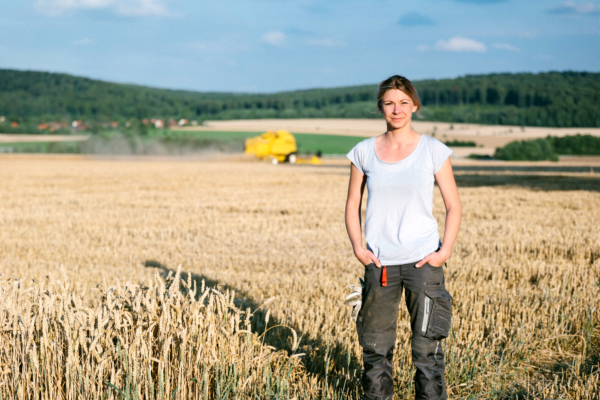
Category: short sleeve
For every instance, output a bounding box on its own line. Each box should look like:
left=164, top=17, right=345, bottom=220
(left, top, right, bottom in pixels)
left=430, top=137, right=453, bottom=174
left=346, top=141, right=365, bottom=174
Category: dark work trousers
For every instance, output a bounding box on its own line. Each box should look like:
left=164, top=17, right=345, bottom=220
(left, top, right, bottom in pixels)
left=356, top=261, right=453, bottom=400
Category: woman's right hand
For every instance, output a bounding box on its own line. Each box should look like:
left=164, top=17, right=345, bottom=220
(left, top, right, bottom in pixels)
left=354, top=247, right=382, bottom=268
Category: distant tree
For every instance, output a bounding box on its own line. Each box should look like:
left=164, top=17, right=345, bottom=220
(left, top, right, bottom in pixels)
left=444, top=140, right=476, bottom=147
left=494, top=139, right=558, bottom=161
left=547, top=134, right=600, bottom=155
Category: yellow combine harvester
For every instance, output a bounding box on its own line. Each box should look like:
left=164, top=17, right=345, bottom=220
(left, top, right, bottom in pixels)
left=244, top=130, right=321, bottom=165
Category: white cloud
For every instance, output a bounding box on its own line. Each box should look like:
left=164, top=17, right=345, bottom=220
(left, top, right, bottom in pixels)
left=434, top=36, right=486, bottom=52
left=306, top=38, right=345, bottom=47
left=548, top=1, right=600, bottom=14
left=416, top=45, right=429, bottom=52
left=262, top=31, right=286, bottom=46
left=36, top=0, right=170, bottom=17
left=38, top=0, right=113, bottom=15
left=492, top=43, right=520, bottom=51
left=117, top=0, right=168, bottom=16
left=72, top=37, right=94, bottom=45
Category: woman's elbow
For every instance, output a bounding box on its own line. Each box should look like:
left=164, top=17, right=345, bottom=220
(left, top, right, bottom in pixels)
left=345, top=198, right=361, bottom=215
left=447, top=200, right=462, bottom=215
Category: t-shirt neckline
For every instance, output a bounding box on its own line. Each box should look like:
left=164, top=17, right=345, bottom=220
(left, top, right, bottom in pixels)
left=372, top=134, right=424, bottom=166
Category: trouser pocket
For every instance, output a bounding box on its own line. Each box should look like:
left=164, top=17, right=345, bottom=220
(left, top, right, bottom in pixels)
left=421, top=289, right=453, bottom=340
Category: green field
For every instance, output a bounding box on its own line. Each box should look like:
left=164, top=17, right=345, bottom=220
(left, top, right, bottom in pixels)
left=294, top=133, right=366, bottom=155
left=0, top=141, right=82, bottom=153
left=179, top=131, right=366, bottom=155
left=0, top=131, right=367, bottom=156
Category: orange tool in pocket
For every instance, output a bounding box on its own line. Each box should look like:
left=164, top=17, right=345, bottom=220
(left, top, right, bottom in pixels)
left=381, top=266, right=387, bottom=287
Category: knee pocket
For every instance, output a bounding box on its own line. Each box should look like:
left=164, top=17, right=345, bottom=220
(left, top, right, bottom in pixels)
left=411, top=334, right=437, bottom=349
left=363, top=345, right=395, bottom=357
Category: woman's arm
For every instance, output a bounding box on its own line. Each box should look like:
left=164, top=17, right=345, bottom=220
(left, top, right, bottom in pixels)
left=345, top=164, right=382, bottom=268
left=415, top=158, right=462, bottom=268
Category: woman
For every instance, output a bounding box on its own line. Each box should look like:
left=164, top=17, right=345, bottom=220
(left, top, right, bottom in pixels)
left=345, top=75, right=461, bottom=400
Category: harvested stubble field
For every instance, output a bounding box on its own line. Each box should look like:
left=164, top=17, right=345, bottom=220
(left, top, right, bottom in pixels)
left=0, top=154, right=599, bottom=399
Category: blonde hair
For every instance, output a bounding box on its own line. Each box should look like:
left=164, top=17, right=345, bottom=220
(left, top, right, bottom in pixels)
left=377, top=75, right=422, bottom=117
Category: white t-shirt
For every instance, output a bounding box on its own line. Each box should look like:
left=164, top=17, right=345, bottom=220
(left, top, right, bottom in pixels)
left=346, top=134, right=452, bottom=265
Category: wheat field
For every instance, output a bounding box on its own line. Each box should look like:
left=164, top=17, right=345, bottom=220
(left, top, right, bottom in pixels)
left=0, top=155, right=599, bottom=399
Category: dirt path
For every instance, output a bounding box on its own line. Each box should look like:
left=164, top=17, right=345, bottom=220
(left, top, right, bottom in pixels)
left=0, top=134, right=90, bottom=144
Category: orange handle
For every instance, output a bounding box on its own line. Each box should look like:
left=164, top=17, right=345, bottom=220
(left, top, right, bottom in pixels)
left=381, top=266, right=387, bottom=287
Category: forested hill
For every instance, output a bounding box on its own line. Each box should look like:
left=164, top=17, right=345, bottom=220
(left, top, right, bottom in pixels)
left=1, top=69, right=599, bottom=128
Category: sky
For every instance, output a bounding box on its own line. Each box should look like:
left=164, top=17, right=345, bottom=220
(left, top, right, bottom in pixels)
left=1, top=0, right=599, bottom=93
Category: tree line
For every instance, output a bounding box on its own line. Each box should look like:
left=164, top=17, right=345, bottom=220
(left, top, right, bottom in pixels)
left=0, top=69, right=599, bottom=128
left=494, top=134, right=600, bottom=161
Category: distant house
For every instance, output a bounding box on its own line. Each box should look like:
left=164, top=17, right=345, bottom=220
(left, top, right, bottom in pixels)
left=155, top=119, right=164, bottom=128
left=48, top=121, right=64, bottom=132
left=10, top=121, right=18, bottom=128
left=178, top=118, right=189, bottom=126
left=38, top=123, right=49, bottom=130
left=111, top=121, right=118, bottom=128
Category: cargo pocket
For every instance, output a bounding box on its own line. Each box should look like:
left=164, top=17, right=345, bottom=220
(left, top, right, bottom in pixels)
left=421, top=289, right=453, bottom=340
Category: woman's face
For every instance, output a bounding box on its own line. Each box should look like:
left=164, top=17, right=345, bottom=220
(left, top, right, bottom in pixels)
left=380, top=89, right=418, bottom=130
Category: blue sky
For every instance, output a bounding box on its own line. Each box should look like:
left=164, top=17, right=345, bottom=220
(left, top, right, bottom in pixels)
left=1, top=0, right=599, bottom=92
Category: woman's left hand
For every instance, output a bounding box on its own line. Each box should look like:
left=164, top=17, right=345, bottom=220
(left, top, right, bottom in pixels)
left=415, top=249, right=450, bottom=268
